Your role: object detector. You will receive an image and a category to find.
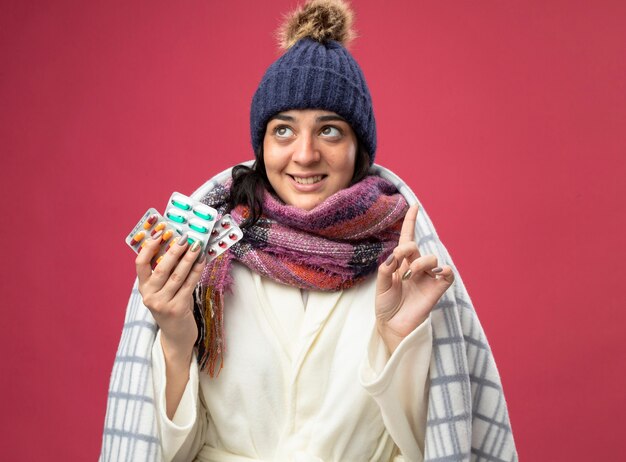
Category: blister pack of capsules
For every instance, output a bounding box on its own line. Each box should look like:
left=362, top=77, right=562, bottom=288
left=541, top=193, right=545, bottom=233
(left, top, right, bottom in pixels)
left=125, top=208, right=182, bottom=268
left=126, top=192, right=243, bottom=267
left=207, top=214, right=244, bottom=259
left=164, top=192, right=219, bottom=253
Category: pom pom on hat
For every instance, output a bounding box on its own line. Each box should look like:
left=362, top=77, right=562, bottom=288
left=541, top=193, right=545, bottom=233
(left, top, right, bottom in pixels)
left=251, top=0, right=377, bottom=163
left=278, top=0, right=355, bottom=50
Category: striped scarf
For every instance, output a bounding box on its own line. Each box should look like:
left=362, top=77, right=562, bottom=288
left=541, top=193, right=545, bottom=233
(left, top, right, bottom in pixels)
left=194, top=175, right=408, bottom=375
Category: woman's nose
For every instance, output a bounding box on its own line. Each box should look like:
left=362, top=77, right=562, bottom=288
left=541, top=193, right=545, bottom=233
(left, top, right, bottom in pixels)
left=292, top=133, right=320, bottom=165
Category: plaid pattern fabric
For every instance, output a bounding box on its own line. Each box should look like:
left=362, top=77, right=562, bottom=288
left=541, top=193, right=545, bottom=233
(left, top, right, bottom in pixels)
left=99, top=163, right=517, bottom=462
left=99, top=282, right=161, bottom=461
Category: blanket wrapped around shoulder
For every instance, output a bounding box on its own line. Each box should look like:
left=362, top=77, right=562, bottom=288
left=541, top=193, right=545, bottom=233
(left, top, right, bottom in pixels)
left=99, top=163, right=518, bottom=462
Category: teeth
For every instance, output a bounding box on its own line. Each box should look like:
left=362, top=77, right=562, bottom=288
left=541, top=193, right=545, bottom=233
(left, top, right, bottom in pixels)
left=293, top=175, right=323, bottom=185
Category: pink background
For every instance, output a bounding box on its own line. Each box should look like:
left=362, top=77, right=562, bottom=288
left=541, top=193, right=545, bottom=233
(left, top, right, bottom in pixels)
left=2, top=0, right=625, bottom=460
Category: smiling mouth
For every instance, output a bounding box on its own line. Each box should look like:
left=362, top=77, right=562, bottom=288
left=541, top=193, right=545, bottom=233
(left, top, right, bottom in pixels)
left=290, top=175, right=325, bottom=185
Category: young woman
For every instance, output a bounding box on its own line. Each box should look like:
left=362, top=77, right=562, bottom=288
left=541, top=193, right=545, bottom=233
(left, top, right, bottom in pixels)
left=100, top=1, right=517, bottom=461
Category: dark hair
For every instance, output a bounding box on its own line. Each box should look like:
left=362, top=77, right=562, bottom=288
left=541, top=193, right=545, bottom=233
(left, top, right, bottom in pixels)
left=229, top=144, right=371, bottom=228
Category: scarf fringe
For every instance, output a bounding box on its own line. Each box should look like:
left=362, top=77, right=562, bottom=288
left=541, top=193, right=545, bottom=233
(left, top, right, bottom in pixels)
left=195, top=255, right=229, bottom=376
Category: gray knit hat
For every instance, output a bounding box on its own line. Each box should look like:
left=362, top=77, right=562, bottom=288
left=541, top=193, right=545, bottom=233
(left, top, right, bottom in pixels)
left=250, top=0, right=377, bottom=164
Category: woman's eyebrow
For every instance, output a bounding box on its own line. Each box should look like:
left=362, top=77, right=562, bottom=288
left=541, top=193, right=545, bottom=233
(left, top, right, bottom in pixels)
left=269, top=114, right=295, bottom=122
left=316, top=114, right=346, bottom=123
left=268, top=113, right=346, bottom=123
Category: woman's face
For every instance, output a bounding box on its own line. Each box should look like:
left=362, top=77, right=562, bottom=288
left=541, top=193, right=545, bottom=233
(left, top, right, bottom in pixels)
left=263, top=109, right=357, bottom=211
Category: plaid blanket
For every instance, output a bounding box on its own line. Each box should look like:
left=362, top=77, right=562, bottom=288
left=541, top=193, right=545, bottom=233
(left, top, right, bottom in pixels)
left=99, top=163, right=518, bottom=462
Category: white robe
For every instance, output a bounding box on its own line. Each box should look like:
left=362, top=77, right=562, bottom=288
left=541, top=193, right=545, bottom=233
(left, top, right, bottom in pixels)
left=152, top=263, right=432, bottom=462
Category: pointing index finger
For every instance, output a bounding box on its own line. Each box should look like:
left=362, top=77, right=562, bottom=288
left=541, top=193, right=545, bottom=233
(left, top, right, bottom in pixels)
left=399, top=204, right=419, bottom=244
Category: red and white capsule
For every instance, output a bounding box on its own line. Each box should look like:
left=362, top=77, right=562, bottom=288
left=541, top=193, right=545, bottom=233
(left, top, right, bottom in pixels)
left=130, top=231, right=146, bottom=246
left=151, top=222, right=166, bottom=236
left=143, top=214, right=158, bottom=230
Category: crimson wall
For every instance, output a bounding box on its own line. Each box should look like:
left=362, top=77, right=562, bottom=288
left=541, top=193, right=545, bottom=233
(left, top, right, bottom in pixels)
left=2, top=1, right=625, bottom=459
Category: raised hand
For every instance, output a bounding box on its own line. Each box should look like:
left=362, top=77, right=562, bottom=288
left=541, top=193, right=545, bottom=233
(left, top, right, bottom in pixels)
left=136, top=231, right=207, bottom=418
left=136, top=232, right=205, bottom=358
left=375, top=205, right=454, bottom=354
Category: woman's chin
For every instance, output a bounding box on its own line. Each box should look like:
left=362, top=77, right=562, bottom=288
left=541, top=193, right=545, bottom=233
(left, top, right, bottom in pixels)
left=285, top=196, right=323, bottom=211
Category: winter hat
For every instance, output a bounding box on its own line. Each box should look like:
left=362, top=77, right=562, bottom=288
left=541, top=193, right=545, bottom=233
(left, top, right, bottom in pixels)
left=250, top=0, right=377, bottom=164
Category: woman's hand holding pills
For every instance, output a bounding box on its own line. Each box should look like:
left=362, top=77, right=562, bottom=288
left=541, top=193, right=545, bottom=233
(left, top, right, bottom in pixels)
left=375, top=205, right=455, bottom=354
left=136, top=230, right=206, bottom=418
left=136, top=231, right=205, bottom=361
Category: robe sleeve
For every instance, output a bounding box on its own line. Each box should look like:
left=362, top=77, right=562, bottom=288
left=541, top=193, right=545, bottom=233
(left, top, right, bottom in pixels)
left=151, top=330, right=208, bottom=462
left=360, top=316, right=432, bottom=462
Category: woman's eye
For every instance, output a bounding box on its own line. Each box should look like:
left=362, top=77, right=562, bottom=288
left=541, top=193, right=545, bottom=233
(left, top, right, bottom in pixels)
left=274, top=126, right=294, bottom=138
left=320, top=126, right=341, bottom=137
